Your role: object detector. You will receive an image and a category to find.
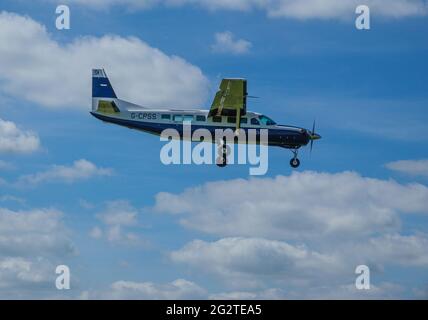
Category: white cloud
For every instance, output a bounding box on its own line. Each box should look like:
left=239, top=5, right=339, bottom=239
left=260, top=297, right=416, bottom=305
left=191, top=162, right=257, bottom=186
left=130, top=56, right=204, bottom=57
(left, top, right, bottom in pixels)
left=0, top=255, right=79, bottom=299
left=0, top=257, right=54, bottom=292
left=0, top=12, right=209, bottom=109
left=17, top=159, right=112, bottom=186
left=356, top=234, right=428, bottom=268
left=60, top=0, right=428, bottom=19
left=209, top=288, right=286, bottom=300
left=85, top=277, right=407, bottom=299
left=263, top=0, right=428, bottom=19
left=97, top=201, right=138, bottom=226
left=171, top=237, right=344, bottom=288
left=89, top=226, right=103, bottom=239
left=157, top=171, right=428, bottom=296
left=89, top=278, right=207, bottom=299
left=183, top=238, right=324, bottom=275
left=286, top=282, right=405, bottom=299
left=0, top=118, right=40, bottom=154
left=386, top=159, right=428, bottom=178
left=170, top=234, right=428, bottom=293
left=62, top=0, right=158, bottom=10
left=0, top=206, right=76, bottom=298
left=208, top=284, right=404, bottom=299
left=0, top=207, right=75, bottom=256
left=91, top=200, right=145, bottom=246
left=211, top=31, right=252, bottom=55
left=154, top=171, right=428, bottom=241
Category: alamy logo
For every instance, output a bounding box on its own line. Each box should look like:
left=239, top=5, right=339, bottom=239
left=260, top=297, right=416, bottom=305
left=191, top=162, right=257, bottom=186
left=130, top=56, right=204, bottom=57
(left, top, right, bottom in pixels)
left=159, top=122, right=269, bottom=175
left=55, top=265, right=71, bottom=290
left=55, top=5, right=70, bottom=30
left=355, top=265, right=370, bottom=290
left=355, top=5, right=370, bottom=30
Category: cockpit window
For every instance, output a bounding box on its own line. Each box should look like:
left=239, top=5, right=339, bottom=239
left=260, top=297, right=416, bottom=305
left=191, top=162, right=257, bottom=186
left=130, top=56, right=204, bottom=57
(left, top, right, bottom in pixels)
left=251, top=118, right=260, bottom=125
left=258, top=115, right=276, bottom=126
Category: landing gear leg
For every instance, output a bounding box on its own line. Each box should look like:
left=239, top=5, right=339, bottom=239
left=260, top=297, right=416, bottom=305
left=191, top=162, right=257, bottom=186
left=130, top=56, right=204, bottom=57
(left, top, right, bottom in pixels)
left=216, top=138, right=228, bottom=168
left=290, top=149, right=300, bottom=168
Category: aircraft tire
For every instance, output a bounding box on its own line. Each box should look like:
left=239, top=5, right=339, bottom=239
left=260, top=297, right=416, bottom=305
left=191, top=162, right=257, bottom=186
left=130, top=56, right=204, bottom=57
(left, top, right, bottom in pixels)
left=290, top=158, right=300, bottom=168
left=216, top=153, right=227, bottom=168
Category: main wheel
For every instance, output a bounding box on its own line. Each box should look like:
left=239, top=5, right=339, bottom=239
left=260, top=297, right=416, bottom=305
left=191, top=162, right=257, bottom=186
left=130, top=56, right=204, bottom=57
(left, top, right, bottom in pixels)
left=290, top=158, right=300, bottom=168
left=216, top=154, right=227, bottom=168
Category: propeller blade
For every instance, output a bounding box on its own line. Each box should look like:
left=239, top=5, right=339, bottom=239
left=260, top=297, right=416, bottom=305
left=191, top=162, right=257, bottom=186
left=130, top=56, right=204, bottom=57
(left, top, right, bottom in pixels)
left=310, top=120, right=316, bottom=155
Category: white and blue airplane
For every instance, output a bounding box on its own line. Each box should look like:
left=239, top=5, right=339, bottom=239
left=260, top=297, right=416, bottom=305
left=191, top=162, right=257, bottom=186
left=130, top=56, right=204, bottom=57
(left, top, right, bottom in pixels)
left=90, top=69, right=321, bottom=168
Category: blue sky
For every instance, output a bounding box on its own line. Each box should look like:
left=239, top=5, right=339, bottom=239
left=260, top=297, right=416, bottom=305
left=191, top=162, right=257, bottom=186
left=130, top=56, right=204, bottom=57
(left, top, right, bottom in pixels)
left=0, top=0, right=427, bottom=299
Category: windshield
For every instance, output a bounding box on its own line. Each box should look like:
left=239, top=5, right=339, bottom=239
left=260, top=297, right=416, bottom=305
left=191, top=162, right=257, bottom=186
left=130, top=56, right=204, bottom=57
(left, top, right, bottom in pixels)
left=258, top=115, right=276, bottom=126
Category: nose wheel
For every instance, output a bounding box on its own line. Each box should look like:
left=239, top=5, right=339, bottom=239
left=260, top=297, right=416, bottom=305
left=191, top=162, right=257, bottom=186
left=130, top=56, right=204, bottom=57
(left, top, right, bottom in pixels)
left=290, top=149, right=300, bottom=168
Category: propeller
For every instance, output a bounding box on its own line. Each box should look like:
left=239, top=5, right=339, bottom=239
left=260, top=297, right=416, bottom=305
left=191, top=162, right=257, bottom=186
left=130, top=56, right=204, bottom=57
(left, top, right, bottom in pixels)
left=309, top=120, right=321, bottom=154
left=310, top=120, right=315, bottom=153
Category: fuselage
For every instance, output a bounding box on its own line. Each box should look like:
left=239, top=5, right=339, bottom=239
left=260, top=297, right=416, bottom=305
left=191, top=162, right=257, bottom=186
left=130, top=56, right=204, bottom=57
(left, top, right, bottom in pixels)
left=90, top=99, right=311, bottom=149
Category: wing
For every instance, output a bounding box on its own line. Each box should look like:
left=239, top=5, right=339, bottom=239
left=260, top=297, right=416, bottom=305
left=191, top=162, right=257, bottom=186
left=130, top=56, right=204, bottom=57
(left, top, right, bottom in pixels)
left=208, top=79, right=247, bottom=118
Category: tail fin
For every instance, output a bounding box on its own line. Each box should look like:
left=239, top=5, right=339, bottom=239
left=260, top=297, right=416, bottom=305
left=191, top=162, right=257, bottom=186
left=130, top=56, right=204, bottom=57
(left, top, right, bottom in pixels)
left=92, top=69, right=117, bottom=99
left=92, top=69, right=118, bottom=112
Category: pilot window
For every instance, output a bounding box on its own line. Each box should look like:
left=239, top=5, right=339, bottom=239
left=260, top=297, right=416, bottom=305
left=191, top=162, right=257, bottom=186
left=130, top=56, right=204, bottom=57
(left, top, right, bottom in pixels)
left=251, top=118, right=260, bottom=125
left=212, top=116, right=222, bottom=123
left=240, top=118, right=247, bottom=124
left=173, top=115, right=183, bottom=122
left=161, top=114, right=171, bottom=120
left=227, top=117, right=236, bottom=124
left=258, top=115, right=277, bottom=126
left=196, top=115, right=206, bottom=122
left=183, top=115, right=194, bottom=122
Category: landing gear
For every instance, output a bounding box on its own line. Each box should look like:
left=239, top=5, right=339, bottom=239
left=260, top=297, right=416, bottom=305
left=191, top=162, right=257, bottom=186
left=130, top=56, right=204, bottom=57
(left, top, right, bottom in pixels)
left=216, top=138, right=228, bottom=168
left=290, top=149, right=300, bottom=168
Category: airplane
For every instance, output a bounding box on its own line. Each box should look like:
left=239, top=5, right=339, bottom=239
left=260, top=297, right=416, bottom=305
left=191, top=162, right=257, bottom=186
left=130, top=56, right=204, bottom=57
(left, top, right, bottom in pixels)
left=90, top=69, right=321, bottom=168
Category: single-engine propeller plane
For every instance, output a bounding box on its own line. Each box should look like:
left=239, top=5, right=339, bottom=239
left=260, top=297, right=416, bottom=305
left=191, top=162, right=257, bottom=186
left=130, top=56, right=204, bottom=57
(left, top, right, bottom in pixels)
left=90, top=69, right=321, bottom=168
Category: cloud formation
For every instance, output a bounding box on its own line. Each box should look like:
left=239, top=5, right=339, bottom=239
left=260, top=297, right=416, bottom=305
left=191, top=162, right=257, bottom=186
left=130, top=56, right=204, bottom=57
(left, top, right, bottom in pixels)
left=60, top=0, right=428, bottom=19
left=154, top=171, right=428, bottom=241
left=0, top=12, right=209, bottom=110
left=0, top=206, right=76, bottom=298
left=85, top=278, right=207, bottom=299
left=0, top=118, right=40, bottom=154
left=0, top=257, right=53, bottom=293
left=155, top=171, right=428, bottom=297
left=90, top=200, right=145, bottom=246
left=168, top=234, right=428, bottom=299
left=17, top=159, right=112, bottom=186
left=170, top=237, right=343, bottom=288
left=386, top=159, right=428, bottom=178
left=212, top=31, right=252, bottom=55
left=0, top=207, right=75, bottom=256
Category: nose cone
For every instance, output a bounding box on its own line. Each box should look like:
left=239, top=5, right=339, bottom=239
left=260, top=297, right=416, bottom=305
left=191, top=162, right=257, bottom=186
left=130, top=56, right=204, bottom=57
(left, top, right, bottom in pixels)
left=311, top=133, right=321, bottom=140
